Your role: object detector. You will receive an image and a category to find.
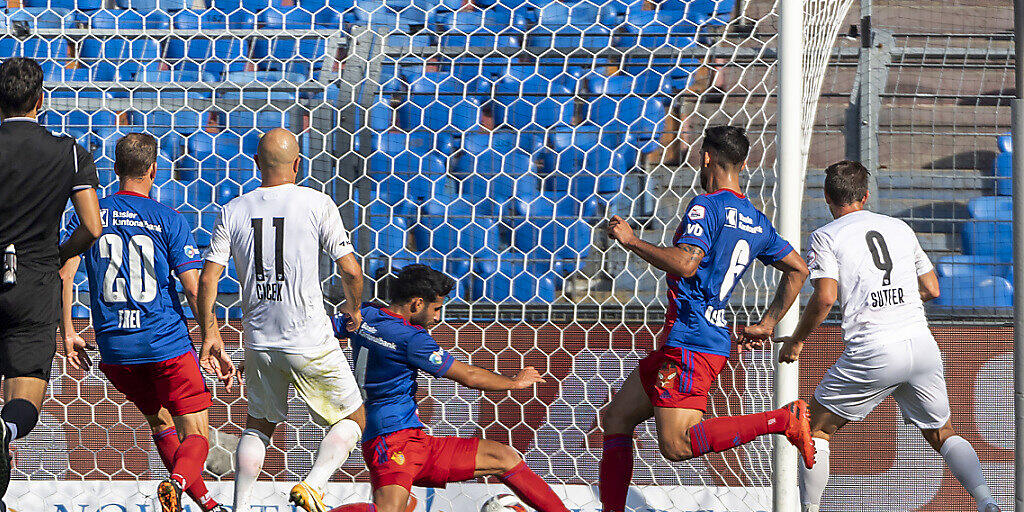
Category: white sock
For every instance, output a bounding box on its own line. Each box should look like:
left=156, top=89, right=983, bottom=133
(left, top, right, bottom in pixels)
left=939, top=435, right=997, bottom=511
left=4, top=422, right=16, bottom=441
left=233, top=429, right=270, bottom=512
left=304, top=419, right=361, bottom=494
left=799, top=438, right=830, bottom=510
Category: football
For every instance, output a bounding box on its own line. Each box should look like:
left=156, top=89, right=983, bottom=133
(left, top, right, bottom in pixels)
left=481, top=494, right=528, bottom=512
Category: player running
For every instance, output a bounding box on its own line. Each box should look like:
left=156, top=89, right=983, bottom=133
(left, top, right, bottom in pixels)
left=774, top=160, right=1001, bottom=512
left=58, top=133, right=231, bottom=512
left=197, top=128, right=366, bottom=512
left=326, top=265, right=571, bottom=512
left=599, top=126, right=813, bottom=512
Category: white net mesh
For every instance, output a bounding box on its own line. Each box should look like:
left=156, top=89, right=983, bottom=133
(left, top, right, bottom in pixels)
left=11, top=0, right=849, bottom=509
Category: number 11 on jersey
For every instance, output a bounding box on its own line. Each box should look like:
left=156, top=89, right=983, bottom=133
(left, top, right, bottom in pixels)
left=252, top=217, right=286, bottom=301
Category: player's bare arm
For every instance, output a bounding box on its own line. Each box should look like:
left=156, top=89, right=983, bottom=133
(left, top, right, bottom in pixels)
left=335, top=252, right=364, bottom=331
left=777, top=277, right=837, bottom=363
left=58, top=255, right=92, bottom=371
left=918, top=270, right=940, bottom=302
left=58, top=188, right=103, bottom=265
left=738, top=249, right=809, bottom=351
left=444, top=360, right=545, bottom=392
left=606, top=215, right=705, bottom=278
left=197, top=260, right=236, bottom=389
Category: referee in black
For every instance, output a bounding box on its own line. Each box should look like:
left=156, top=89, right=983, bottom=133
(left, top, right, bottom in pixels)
left=0, top=57, right=103, bottom=503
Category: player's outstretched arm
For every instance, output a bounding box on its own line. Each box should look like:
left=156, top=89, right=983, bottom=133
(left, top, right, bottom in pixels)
left=918, top=270, right=941, bottom=302
left=58, top=255, right=92, bottom=371
left=777, top=277, right=837, bottom=363
left=444, top=360, right=546, bottom=392
left=606, top=215, right=704, bottom=278
left=59, top=189, right=103, bottom=265
left=197, top=260, right=237, bottom=389
left=335, top=253, right=364, bottom=331
left=739, top=249, right=809, bottom=351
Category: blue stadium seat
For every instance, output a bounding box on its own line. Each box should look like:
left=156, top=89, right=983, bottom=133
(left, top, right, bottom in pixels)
left=455, top=132, right=541, bottom=202
left=171, top=8, right=227, bottom=29
left=935, top=254, right=1012, bottom=281
left=43, top=110, right=118, bottom=142
left=934, top=275, right=1013, bottom=308
left=437, top=8, right=521, bottom=49
left=224, top=111, right=289, bottom=135
left=995, top=151, right=1012, bottom=196
left=79, top=37, right=162, bottom=81
left=86, top=8, right=170, bottom=29
left=187, top=131, right=260, bottom=160
left=152, top=180, right=187, bottom=211
left=364, top=205, right=409, bottom=256
left=998, top=132, right=1012, bottom=153
left=412, top=198, right=500, bottom=255
left=23, top=0, right=100, bottom=9
left=2, top=7, right=78, bottom=29
left=398, top=72, right=483, bottom=133
left=494, top=77, right=574, bottom=133
left=508, top=192, right=596, bottom=259
left=116, top=0, right=189, bottom=10
left=18, top=36, right=69, bottom=61
left=967, top=195, right=1011, bottom=220
left=251, top=32, right=326, bottom=78
left=210, top=0, right=267, bottom=12
left=962, top=197, right=1012, bottom=260
left=368, top=132, right=448, bottom=205
left=469, top=250, right=558, bottom=303
left=166, top=36, right=249, bottom=79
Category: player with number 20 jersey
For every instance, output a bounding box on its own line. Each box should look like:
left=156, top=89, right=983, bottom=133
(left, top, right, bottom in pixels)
left=60, top=133, right=223, bottom=512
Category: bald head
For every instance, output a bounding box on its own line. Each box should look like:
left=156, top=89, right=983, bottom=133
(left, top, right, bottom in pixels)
left=256, top=128, right=300, bottom=183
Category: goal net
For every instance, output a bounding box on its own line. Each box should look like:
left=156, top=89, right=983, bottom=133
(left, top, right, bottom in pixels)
left=16, top=0, right=850, bottom=509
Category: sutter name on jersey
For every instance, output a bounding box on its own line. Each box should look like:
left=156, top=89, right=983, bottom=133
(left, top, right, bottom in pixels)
left=870, top=287, right=905, bottom=308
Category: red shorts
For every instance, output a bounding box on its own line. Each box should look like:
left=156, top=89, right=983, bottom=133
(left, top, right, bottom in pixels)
left=362, top=428, right=480, bottom=490
left=638, top=346, right=728, bottom=411
left=99, top=350, right=212, bottom=416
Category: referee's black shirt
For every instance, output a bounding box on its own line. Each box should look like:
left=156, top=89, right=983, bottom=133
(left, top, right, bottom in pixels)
left=0, top=117, right=99, bottom=273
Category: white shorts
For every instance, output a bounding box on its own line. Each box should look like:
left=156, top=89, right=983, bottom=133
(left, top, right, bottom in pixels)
left=813, top=332, right=951, bottom=429
left=244, top=345, right=363, bottom=426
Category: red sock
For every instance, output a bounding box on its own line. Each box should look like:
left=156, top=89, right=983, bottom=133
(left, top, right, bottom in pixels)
left=688, top=408, right=790, bottom=457
left=498, top=461, right=570, bottom=512
left=329, top=503, right=376, bottom=512
left=599, top=434, right=633, bottom=512
left=169, top=435, right=212, bottom=509
left=152, top=429, right=219, bottom=511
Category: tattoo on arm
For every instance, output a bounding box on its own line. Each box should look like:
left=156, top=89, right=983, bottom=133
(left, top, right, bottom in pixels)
left=680, top=244, right=704, bottom=263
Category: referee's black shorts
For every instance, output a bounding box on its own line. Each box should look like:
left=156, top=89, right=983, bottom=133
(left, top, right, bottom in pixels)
left=0, top=267, right=59, bottom=381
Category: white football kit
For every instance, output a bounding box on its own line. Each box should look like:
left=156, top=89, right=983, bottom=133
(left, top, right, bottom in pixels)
left=205, top=183, right=362, bottom=425
left=808, top=209, right=950, bottom=429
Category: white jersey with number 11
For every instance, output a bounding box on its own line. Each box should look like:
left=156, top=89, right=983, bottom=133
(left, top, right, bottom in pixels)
left=204, top=183, right=354, bottom=354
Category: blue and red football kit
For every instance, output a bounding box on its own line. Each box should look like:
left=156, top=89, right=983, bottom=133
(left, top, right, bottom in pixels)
left=334, top=304, right=477, bottom=490
left=638, top=189, right=793, bottom=410
left=67, top=191, right=209, bottom=415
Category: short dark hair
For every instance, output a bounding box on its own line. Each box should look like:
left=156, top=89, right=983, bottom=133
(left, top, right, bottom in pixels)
left=390, top=264, right=456, bottom=304
left=823, top=160, right=870, bottom=206
left=701, top=125, right=749, bottom=166
left=114, top=133, right=158, bottom=179
left=0, top=57, right=43, bottom=118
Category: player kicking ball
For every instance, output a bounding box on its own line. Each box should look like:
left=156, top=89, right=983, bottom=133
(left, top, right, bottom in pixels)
left=774, top=160, right=1001, bottom=512
left=599, top=126, right=814, bottom=512
left=59, top=133, right=232, bottom=512
left=327, top=265, right=571, bottom=512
